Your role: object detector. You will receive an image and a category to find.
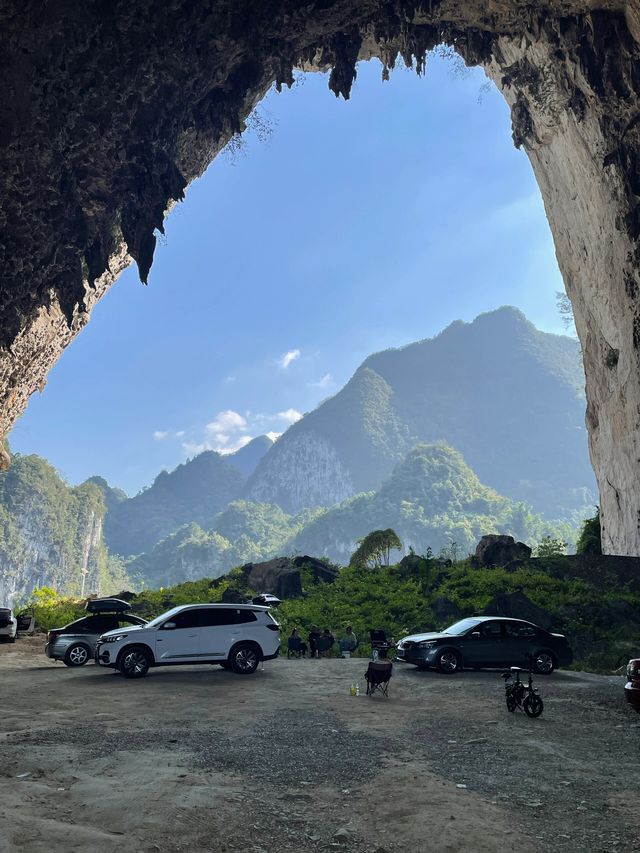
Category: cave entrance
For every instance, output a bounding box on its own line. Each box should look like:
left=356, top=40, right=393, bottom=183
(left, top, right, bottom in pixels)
left=1, top=5, right=639, bottom=553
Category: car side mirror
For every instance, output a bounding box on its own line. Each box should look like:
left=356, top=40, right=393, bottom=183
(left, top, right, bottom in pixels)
left=470, top=631, right=481, bottom=638
left=162, top=621, right=177, bottom=630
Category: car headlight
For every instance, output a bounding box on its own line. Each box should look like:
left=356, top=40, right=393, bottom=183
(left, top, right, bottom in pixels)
left=103, top=633, right=128, bottom=643
left=419, top=641, right=437, bottom=649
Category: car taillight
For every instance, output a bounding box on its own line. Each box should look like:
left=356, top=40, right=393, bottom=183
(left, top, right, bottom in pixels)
left=48, top=631, right=59, bottom=641
left=266, top=624, right=280, bottom=631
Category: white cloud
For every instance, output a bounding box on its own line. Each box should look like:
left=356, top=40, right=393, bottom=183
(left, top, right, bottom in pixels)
left=265, top=431, right=281, bottom=443
left=277, top=408, right=302, bottom=425
left=153, top=430, right=169, bottom=441
left=279, top=349, right=301, bottom=369
left=206, top=410, right=248, bottom=437
left=309, top=373, right=333, bottom=389
left=175, top=430, right=185, bottom=438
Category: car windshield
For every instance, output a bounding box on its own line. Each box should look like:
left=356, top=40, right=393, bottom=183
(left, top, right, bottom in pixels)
left=443, top=618, right=482, bottom=636
left=144, top=607, right=183, bottom=629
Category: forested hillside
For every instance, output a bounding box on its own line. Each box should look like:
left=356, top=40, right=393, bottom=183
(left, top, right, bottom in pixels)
left=247, top=308, right=595, bottom=520
left=100, top=436, right=273, bottom=557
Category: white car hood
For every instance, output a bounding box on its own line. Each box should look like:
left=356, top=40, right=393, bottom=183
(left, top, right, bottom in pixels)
left=101, top=625, right=144, bottom=638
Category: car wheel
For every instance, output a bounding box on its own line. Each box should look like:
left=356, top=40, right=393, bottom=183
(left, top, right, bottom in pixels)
left=435, top=648, right=461, bottom=675
left=64, top=643, right=91, bottom=666
left=533, top=651, right=555, bottom=675
left=118, top=646, right=151, bottom=679
left=8, top=636, right=16, bottom=644
left=523, top=694, right=544, bottom=718
left=229, top=643, right=260, bottom=675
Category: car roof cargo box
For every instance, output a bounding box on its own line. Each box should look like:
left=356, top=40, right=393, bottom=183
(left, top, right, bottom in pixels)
left=85, top=597, right=131, bottom=614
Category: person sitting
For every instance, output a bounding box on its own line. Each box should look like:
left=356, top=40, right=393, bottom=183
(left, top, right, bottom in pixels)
left=288, top=628, right=307, bottom=658
left=308, top=625, right=321, bottom=658
left=339, top=626, right=358, bottom=657
left=316, top=628, right=335, bottom=657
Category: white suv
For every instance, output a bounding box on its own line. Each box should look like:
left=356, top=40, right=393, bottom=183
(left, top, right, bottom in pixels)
left=0, top=608, right=17, bottom=643
left=95, top=603, right=280, bottom=678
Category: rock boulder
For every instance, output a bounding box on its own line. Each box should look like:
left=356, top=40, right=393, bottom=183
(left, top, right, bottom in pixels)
left=474, top=535, right=531, bottom=567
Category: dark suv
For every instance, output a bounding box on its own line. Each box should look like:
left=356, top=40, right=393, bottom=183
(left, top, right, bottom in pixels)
left=395, top=616, right=573, bottom=674
left=46, top=604, right=147, bottom=667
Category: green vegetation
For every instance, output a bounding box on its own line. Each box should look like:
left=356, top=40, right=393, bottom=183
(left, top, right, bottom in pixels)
left=291, top=444, right=575, bottom=565
left=576, top=508, right=601, bottom=555
left=349, top=528, right=403, bottom=568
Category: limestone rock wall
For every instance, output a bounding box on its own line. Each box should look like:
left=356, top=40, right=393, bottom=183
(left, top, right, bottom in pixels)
left=2, top=1, right=640, bottom=552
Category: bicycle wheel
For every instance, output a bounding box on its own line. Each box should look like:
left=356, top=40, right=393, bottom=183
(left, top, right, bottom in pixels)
left=523, top=694, right=544, bottom=718
left=505, top=692, right=517, bottom=712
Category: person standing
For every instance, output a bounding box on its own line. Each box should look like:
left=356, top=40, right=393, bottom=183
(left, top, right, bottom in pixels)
left=308, top=625, right=321, bottom=658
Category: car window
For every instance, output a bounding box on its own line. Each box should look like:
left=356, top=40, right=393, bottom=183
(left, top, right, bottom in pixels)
left=119, top=616, right=144, bottom=628
left=165, top=609, right=200, bottom=630
left=198, top=608, right=258, bottom=627
left=504, top=622, right=536, bottom=639
left=87, top=616, right=119, bottom=633
left=66, top=617, right=93, bottom=633
left=480, top=621, right=502, bottom=638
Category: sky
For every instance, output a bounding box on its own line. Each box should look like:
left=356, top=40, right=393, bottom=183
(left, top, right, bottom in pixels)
left=9, top=52, right=567, bottom=495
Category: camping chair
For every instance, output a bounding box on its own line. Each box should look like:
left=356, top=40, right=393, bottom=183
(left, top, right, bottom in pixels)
left=287, top=637, right=305, bottom=659
left=365, top=661, right=393, bottom=697
left=369, top=629, right=390, bottom=659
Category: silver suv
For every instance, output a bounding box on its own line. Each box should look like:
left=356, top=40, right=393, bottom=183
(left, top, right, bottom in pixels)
left=46, top=612, right=148, bottom=666
left=95, top=603, right=281, bottom=678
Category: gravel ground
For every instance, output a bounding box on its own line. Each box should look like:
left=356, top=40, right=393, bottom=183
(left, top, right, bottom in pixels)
left=1, top=639, right=639, bottom=853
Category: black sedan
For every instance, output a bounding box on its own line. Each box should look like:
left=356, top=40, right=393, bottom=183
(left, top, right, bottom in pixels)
left=395, top=616, right=573, bottom=675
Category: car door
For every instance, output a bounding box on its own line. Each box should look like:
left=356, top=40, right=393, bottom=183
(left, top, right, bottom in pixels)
left=154, top=608, right=203, bottom=662
left=503, top=621, right=538, bottom=666
left=199, top=608, right=257, bottom=659
left=462, top=620, right=505, bottom=666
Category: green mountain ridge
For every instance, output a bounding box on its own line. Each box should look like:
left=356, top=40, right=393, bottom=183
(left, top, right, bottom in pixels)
left=246, top=307, right=595, bottom=520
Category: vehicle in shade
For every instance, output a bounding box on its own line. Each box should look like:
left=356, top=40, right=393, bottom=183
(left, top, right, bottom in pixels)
left=46, top=598, right=147, bottom=666
left=0, top=608, right=17, bottom=643
left=625, top=659, right=640, bottom=712
left=395, top=616, right=573, bottom=675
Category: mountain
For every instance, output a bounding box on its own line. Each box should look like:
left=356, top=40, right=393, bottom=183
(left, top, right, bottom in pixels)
left=124, top=444, right=571, bottom=586
left=289, top=443, right=573, bottom=563
left=101, top=452, right=244, bottom=557
left=99, top=436, right=274, bottom=558
left=246, top=307, right=595, bottom=520
left=226, top=435, right=274, bottom=478
left=0, top=453, right=111, bottom=605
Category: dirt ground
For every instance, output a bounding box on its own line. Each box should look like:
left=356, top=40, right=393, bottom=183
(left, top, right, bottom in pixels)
left=1, top=637, right=638, bottom=853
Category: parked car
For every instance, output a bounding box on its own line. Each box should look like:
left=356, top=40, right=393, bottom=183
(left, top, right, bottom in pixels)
left=395, top=616, right=573, bottom=675
left=252, top=593, right=281, bottom=607
left=95, top=603, right=281, bottom=679
left=0, top=608, right=17, bottom=643
left=46, top=598, right=147, bottom=666
left=625, top=659, right=640, bottom=712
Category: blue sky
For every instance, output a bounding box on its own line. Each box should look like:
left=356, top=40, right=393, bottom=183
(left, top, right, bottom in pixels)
left=10, top=53, right=567, bottom=495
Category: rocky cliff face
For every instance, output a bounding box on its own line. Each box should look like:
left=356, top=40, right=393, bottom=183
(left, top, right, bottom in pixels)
left=248, top=431, right=355, bottom=513
left=2, top=2, right=640, bottom=552
left=0, top=456, right=107, bottom=606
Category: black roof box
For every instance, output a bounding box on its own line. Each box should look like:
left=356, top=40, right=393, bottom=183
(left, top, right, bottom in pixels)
left=85, top=597, right=131, bottom=614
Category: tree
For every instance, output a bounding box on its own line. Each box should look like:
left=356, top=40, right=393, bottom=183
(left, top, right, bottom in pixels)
left=576, top=508, right=601, bottom=555
left=534, top=536, right=567, bottom=558
left=349, top=528, right=402, bottom=569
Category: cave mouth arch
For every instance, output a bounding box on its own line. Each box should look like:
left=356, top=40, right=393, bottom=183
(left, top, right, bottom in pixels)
left=1, top=2, right=640, bottom=554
